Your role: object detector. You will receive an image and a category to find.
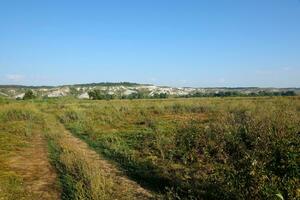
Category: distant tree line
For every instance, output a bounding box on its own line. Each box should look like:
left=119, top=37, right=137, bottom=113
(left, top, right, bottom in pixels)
left=87, top=90, right=115, bottom=100
left=15, top=89, right=297, bottom=101
left=121, top=92, right=168, bottom=99
left=74, top=82, right=143, bottom=87
left=88, top=89, right=296, bottom=100
left=179, top=90, right=296, bottom=98
left=88, top=89, right=169, bottom=100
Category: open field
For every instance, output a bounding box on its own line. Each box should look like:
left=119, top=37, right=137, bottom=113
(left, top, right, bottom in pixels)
left=0, top=96, right=299, bottom=199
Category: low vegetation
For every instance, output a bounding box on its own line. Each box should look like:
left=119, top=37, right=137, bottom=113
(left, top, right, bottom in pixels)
left=0, top=97, right=299, bottom=199
left=49, top=97, right=300, bottom=199
left=0, top=103, right=44, bottom=199
left=44, top=113, right=152, bottom=200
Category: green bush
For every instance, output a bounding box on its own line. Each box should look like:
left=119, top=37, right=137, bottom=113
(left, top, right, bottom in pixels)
left=23, top=90, right=36, bottom=100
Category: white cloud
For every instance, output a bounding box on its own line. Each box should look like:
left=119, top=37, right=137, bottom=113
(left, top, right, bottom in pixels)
left=217, top=78, right=226, bottom=84
left=282, top=67, right=291, bottom=71
left=5, top=74, right=25, bottom=82
left=149, top=77, right=157, bottom=82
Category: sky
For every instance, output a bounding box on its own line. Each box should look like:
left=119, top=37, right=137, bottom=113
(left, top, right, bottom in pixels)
left=0, top=0, right=299, bottom=87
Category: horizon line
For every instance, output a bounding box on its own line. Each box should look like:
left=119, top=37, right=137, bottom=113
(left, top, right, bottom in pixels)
left=0, top=82, right=299, bottom=89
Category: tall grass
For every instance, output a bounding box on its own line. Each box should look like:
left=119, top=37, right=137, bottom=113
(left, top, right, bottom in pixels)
left=50, top=97, right=300, bottom=199
left=0, top=103, right=43, bottom=200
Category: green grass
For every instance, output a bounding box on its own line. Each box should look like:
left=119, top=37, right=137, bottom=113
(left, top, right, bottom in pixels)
left=44, top=113, right=151, bottom=200
left=1, top=97, right=299, bottom=199
left=42, top=97, right=300, bottom=199
left=0, top=103, right=43, bottom=200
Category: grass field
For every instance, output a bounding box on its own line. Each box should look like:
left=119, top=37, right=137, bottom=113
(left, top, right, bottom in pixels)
left=0, top=97, right=299, bottom=199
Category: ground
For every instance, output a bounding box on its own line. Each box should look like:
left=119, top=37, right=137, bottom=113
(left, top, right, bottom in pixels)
left=8, top=134, right=60, bottom=200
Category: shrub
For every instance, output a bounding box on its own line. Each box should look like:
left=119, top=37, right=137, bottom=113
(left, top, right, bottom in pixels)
left=23, top=90, right=36, bottom=100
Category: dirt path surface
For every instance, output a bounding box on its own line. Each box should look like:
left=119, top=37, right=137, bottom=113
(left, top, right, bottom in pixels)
left=8, top=134, right=60, bottom=200
left=48, top=115, right=153, bottom=199
left=67, top=133, right=152, bottom=198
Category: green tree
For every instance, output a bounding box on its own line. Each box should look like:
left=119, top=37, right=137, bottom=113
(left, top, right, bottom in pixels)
left=69, top=87, right=79, bottom=96
left=88, top=89, right=114, bottom=100
left=23, top=90, right=36, bottom=100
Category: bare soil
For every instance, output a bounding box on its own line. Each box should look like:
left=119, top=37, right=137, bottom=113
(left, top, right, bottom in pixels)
left=8, top=134, right=60, bottom=200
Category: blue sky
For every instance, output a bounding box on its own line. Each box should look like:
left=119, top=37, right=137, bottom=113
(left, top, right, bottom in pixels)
left=0, top=0, right=299, bottom=87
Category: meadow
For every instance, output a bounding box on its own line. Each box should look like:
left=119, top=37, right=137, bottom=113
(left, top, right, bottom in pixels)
left=0, top=96, right=299, bottom=199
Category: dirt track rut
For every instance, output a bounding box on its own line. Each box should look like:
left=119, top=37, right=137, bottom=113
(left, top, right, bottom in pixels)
left=8, top=134, right=60, bottom=199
